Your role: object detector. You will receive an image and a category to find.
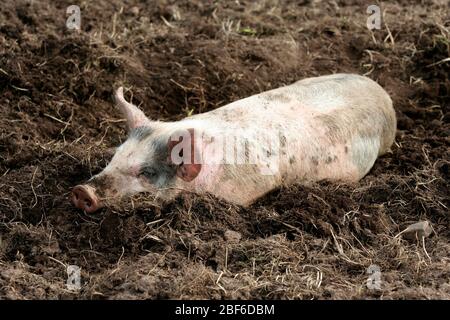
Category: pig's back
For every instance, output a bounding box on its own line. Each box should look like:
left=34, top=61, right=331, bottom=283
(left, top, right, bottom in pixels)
left=199, top=73, right=395, bottom=154
left=230, top=73, right=392, bottom=119
left=197, top=73, right=394, bottom=178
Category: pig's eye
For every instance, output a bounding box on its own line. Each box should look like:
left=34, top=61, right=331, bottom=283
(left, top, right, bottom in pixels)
left=140, top=167, right=157, bottom=181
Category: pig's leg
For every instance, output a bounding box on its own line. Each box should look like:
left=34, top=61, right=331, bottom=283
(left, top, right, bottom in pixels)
left=348, top=135, right=381, bottom=179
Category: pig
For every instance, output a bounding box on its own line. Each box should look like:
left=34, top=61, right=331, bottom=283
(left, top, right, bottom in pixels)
left=71, top=73, right=396, bottom=213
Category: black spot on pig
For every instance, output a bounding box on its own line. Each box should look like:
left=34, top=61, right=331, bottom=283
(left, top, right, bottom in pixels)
left=289, top=156, right=296, bottom=164
left=140, top=162, right=176, bottom=187
left=311, top=156, right=319, bottom=166
left=149, top=137, right=168, bottom=157
left=279, top=135, right=287, bottom=148
left=244, top=142, right=250, bottom=162
left=325, top=155, right=338, bottom=164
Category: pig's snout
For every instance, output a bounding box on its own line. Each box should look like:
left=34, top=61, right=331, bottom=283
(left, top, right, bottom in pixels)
left=71, top=185, right=101, bottom=213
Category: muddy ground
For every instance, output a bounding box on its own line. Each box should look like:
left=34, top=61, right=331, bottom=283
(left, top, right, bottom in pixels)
left=0, top=0, right=449, bottom=299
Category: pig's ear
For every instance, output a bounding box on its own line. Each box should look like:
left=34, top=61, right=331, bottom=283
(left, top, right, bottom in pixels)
left=167, top=128, right=202, bottom=182
left=114, top=87, right=152, bottom=131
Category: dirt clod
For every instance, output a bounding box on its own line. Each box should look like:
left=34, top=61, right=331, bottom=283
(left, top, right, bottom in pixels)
left=224, top=230, right=242, bottom=244
left=397, top=221, right=434, bottom=241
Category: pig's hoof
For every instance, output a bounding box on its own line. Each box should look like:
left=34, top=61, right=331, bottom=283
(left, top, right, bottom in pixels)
left=71, top=185, right=100, bottom=213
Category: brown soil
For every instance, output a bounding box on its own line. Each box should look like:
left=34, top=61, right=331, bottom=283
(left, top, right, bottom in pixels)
left=0, top=0, right=449, bottom=299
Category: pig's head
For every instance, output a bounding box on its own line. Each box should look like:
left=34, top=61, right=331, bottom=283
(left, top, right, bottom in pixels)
left=71, top=87, right=202, bottom=213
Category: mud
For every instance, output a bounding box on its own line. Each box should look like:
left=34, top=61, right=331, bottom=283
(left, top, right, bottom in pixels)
left=0, top=0, right=449, bottom=299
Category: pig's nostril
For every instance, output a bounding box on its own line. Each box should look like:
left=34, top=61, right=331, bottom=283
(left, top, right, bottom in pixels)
left=71, top=185, right=100, bottom=213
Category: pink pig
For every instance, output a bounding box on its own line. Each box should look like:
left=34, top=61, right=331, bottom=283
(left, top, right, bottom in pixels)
left=71, top=74, right=396, bottom=213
